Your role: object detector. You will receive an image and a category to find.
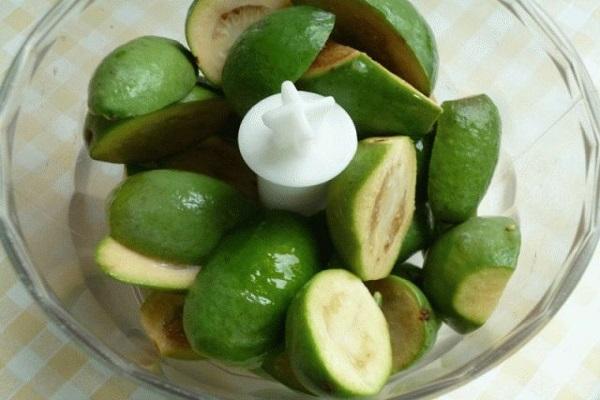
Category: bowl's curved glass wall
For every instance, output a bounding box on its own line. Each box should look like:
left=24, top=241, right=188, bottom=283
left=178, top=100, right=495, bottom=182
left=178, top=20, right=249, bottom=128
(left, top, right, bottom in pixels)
left=0, top=0, right=598, bottom=399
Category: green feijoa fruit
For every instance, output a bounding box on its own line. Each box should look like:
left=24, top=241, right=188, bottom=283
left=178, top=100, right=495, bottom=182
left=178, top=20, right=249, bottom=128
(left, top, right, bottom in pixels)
left=262, top=347, right=311, bottom=394
left=293, top=0, right=438, bottom=95
left=391, top=263, right=423, bottom=287
left=222, top=6, right=334, bottom=115
left=286, top=269, right=392, bottom=397
left=183, top=211, right=319, bottom=365
left=428, top=95, right=502, bottom=223
left=327, top=136, right=416, bottom=281
left=140, top=292, right=202, bottom=360
left=423, top=217, right=521, bottom=333
left=126, top=136, right=258, bottom=200
left=109, top=170, right=255, bottom=264
left=86, top=86, right=235, bottom=164
left=88, top=36, right=197, bottom=119
left=186, top=0, right=291, bottom=85
left=96, top=237, right=200, bottom=290
left=299, top=42, right=441, bottom=138
left=415, top=133, right=435, bottom=202
left=366, top=276, right=439, bottom=372
left=395, top=203, right=433, bottom=264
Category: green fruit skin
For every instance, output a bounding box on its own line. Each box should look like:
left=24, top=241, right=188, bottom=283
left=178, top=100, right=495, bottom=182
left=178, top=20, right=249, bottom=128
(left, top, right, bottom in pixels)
left=415, top=133, right=435, bottom=202
left=109, top=170, right=255, bottom=264
left=293, top=0, right=438, bottom=95
left=222, top=6, right=335, bottom=115
left=286, top=269, right=389, bottom=397
left=88, top=36, right=197, bottom=119
left=262, top=347, right=311, bottom=394
left=428, top=95, right=502, bottom=223
left=183, top=211, right=319, bottom=365
left=423, top=217, right=521, bottom=333
left=395, top=203, right=433, bottom=264
left=391, top=263, right=423, bottom=287
left=366, top=276, right=440, bottom=372
left=307, top=211, right=335, bottom=264
left=86, top=86, right=236, bottom=164
left=326, top=141, right=389, bottom=278
left=299, top=51, right=441, bottom=138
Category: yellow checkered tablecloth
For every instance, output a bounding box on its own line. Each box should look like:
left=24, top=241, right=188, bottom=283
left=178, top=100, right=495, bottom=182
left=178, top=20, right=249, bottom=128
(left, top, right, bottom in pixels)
left=0, top=1, right=599, bottom=399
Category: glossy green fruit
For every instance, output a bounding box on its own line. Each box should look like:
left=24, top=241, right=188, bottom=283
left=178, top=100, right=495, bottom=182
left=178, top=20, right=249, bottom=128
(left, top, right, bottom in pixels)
left=96, top=237, right=200, bottom=290
left=286, top=269, right=392, bottom=397
left=183, top=211, right=319, bottom=365
left=366, top=276, right=439, bottom=372
left=395, top=204, right=433, bottom=264
left=423, top=217, right=521, bottom=333
left=186, top=0, right=291, bottom=85
left=327, top=137, right=416, bottom=280
left=125, top=136, right=258, bottom=200
left=86, top=86, right=235, bottom=164
left=293, top=0, right=438, bottom=94
left=299, top=42, right=441, bottom=138
left=140, top=292, right=202, bottom=360
left=222, top=6, right=334, bottom=114
left=88, top=36, right=197, bottom=119
left=109, top=170, right=255, bottom=264
left=428, top=95, right=502, bottom=223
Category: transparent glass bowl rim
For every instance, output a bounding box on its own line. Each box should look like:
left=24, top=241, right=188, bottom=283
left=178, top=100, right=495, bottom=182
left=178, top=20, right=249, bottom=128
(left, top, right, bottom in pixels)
left=0, top=0, right=599, bottom=399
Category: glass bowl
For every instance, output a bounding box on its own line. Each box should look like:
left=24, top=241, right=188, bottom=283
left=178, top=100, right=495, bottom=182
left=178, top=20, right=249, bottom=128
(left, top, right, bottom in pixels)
left=0, top=0, right=599, bottom=399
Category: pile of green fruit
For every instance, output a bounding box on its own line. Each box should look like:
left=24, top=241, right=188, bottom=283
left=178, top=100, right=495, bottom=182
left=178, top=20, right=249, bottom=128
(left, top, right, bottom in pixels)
left=85, top=0, right=521, bottom=397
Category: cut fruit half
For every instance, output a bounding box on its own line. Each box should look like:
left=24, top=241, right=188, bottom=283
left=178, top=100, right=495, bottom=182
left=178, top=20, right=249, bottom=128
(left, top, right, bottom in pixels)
left=186, top=0, right=290, bottom=85
left=96, top=237, right=200, bottom=290
left=286, top=269, right=392, bottom=397
left=299, top=42, right=441, bottom=137
left=293, top=0, right=438, bottom=94
left=222, top=6, right=335, bottom=114
left=327, top=137, right=417, bottom=280
left=86, top=85, right=235, bottom=164
left=423, top=217, right=521, bottom=333
left=366, top=276, right=439, bottom=372
left=140, top=292, right=202, bottom=360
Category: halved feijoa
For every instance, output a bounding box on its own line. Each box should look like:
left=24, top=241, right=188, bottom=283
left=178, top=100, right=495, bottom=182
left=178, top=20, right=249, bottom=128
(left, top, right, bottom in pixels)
left=140, top=292, right=201, bottom=359
left=293, top=0, right=438, bottom=94
left=183, top=211, right=319, bottom=365
left=286, top=269, right=392, bottom=397
left=327, top=137, right=417, bottom=280
left=366, top=276, right=439, bottom=372
left=86, top=86, right=235, bottom=164
left=222, top=6, right=334, bottom=114
left=299, top=42, right=441, bottom=138
left=186, top=0, right=290, bottom=85
left=423, top=217, right=521, bottom=333
left=96, top=237, right=199, bottom=290
left=428, top=95, right=502, bottom=223
left=88, top=36, right=197, bottom=119
left=126, top=136, right=258, bottom=199
left=109, top=170, right=255, bottom=265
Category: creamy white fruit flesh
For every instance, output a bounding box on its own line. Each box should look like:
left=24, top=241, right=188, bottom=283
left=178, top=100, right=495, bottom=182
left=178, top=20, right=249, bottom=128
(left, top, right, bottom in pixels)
left=306, top=269, right=392, bottom=395
left=357, top=138, right=416, bottom=280
left=186, top=0, right=291, bottom=84
left=453, top=267, right=513, bottom=324
left=96, top=237, right=200, bottom=290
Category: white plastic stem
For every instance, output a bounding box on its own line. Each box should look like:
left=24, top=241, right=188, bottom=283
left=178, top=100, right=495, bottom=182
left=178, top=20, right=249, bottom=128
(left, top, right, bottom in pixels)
left=238, top=81, right=357, bottom=216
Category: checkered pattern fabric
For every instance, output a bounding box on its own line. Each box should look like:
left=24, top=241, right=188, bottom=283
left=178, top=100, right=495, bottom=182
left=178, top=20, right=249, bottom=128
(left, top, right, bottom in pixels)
left=0, top=0, right=598, bottom=399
